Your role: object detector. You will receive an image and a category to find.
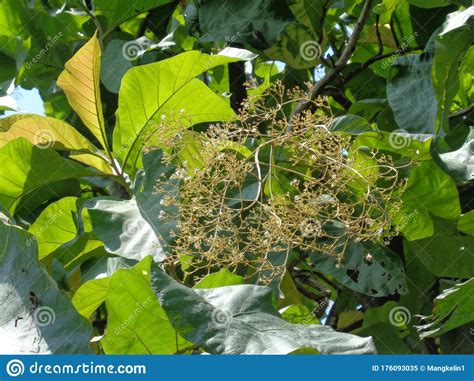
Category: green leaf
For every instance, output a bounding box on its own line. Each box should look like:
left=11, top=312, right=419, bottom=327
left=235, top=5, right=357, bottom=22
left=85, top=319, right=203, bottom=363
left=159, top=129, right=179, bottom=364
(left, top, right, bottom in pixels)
left=86, top=150, right=180, bottom=262
left=394, top=160, right=461, bottom=240
left=0, top=209, right=92, bottom=354
left=57, top=34, right=109, bottom=151
left=113, top=51, right=240, bottom=176
left=309, top=241, right=407, bottom=297
left=72, top=277, right=110, bottom=319
left=194, top=269, right=245, bottom=289
left=264, top=23, right=321, bottom=69
left=85, top=197, right=166, bottom=262
left=438, top=127, right=474, bottom=183
left=417, top=279, right=474, bottom=338
left=73, top=257, right=189, bottom=354
left=359, top=301, right=411, bottom=354
left=353, top=131, right=433, bottom=159
left=28, top=197, right=79, bottom=260
left=408, top=0, right=450, bottom=8
left=433, top=7, right=474, bottom=132
left=288, top=0, right=326, bottom=35
left=100, top=40, right=133, bottom=94
left=28, top=196, right=105, bottom=269
left=150, top=264, right=377, bottom=354
left=403, top=218, right=474, bottom=278
left=280, top=304, right=319, bottom=325
left=94, top=0, right=175, bottom=32
left=331, top=115, right=372, bottom=134
left=198, top=0, right=293, bottom=50
left=134, top=150, right=180, bottom=252
left=374, top=0, right=405, bottom=24
left=458, top=211, right=474, bottom=235
left=387, top=54, right=437, bottom=134
left=0, top=138, right=95, bottom=214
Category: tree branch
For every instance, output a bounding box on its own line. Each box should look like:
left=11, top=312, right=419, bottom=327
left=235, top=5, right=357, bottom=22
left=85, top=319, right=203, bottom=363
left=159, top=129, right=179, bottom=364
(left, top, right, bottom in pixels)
left=291, top=0, right=373, bottom=117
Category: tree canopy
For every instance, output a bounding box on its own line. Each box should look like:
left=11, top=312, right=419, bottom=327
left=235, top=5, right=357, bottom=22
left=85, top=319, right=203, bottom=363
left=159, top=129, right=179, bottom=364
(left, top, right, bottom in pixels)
left=0, top=0, right=473, bottom=355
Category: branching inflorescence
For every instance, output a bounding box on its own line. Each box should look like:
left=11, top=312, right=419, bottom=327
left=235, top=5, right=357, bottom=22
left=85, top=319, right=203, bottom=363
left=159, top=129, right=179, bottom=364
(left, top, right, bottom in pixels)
left=150, top=83, right=408, bottom=283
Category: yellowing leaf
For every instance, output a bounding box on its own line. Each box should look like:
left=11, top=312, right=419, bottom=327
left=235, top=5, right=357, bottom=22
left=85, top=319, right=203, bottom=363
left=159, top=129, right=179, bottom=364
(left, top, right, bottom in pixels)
left=70, top=153, right=113, bottom=174
left=0, top=114, right=113, bottom=174
left=0, top=114, right=95, bottom=151
left=57, top=34, right=108, bottom=151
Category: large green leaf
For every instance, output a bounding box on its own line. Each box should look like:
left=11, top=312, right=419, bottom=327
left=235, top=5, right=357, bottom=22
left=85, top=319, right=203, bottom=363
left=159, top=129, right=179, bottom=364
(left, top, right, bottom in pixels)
left=387, top=54, right=437, bottom=134
left=28, top=197, right=104, bottom=269
left=194, top=268, right=244, bottom=289
left=28, top=197, right=80, bottom=260
left=264, top=23, right=320, bottom=69
left=393, top=160, right=461, bottom=240
left=309, top=241, right=407, bottom=297
left=403, top=218, right=474, bottom=278
left=134, top=150, right=180, bottom=252
left=438, top=127, right=474, bottom=183
left=198, top=0, right=293, bottom=50
left=0, top=138, right=95, bottom=214
left=85, top=197, right=166, bottom=262
left=417, top=279, right=474, bottom=338
left=150, top=263, right=377, bottom=354
left=288, top=0, right=326, bottom=35
left=0, top=209, right=92, bottom=354
left=85, top=150, right=179, bottom=262
left=359, top=301, right=411, bottom=354
left=114, top=51, right=241, bottom=176
left=432, top=7, right=474, bottom=132
left=331, top=115, right=373, bottom=134
left=100, top=39, right=133, bottom=94
left=94, top=0, right=175, bottom=32
left=73, top=257, right=188, bottom=354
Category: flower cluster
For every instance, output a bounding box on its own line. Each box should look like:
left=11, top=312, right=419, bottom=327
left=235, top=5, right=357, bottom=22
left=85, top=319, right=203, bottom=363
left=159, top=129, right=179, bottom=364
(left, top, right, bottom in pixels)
left=151, top=83, right=407, bottom=283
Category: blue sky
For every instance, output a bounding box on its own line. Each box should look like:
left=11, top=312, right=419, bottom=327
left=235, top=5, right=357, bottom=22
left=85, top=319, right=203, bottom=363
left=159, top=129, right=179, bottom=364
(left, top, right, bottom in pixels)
left=3, top=87, right=45, bottom=116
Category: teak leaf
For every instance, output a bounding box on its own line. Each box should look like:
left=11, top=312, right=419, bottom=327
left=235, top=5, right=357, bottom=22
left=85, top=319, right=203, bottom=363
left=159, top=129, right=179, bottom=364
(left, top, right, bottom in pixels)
left=57, top=33, right=108, bottom=151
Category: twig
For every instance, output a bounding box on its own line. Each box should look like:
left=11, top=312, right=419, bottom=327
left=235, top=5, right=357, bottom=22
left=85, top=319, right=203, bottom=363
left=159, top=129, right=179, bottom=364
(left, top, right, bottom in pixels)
left=345, top=46, right=421, bottom=82
left=375, top=15, right=384, bottom=56
left=291, top=0, right=373, bottom=118
left=318, top=0, right=330, bottom=44
left=390, top=16, right=401, bottom=48
left=449, top=105, right=474, bottom=119
left=77, top=0, right=104, bottom=42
